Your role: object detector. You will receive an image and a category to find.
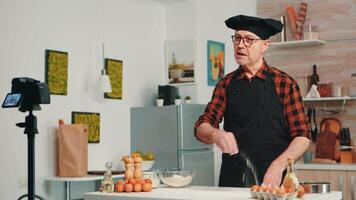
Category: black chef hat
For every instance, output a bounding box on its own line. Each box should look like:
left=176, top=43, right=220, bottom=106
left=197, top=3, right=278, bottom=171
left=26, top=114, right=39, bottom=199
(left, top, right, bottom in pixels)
left=225, top=15, right=283, bottom=40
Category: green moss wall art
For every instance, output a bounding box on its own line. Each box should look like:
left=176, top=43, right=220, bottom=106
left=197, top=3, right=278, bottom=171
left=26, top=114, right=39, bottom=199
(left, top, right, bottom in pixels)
left=72, top=111, right=100, bottom=143
left=45, top=49, right=68, bottom=95
left=104, top=58, right=122, bottom=99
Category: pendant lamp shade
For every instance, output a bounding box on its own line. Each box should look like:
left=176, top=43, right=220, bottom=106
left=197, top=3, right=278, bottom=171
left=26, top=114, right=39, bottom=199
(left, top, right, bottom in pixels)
left=100, top=69, right=112, bottom=93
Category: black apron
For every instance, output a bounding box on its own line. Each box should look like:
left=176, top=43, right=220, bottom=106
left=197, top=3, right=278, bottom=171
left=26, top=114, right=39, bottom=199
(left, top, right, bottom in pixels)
left=219, top=67, right=291, bottom=187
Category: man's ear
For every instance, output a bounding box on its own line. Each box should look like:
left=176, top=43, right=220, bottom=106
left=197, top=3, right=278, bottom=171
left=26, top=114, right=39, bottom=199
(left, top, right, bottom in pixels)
left=261, top=39, right=270, bottom=53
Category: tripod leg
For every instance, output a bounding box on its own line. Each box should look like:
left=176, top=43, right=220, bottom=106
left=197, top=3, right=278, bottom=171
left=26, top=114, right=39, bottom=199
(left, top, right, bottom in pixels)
left=17, top=194, right=46, bottom=200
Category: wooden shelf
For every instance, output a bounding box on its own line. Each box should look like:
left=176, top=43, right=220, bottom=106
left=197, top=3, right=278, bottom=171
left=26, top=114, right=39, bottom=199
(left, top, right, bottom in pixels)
left=303, top=96, right=356, bottom=102
left=270, top=39, right=326, bottom=48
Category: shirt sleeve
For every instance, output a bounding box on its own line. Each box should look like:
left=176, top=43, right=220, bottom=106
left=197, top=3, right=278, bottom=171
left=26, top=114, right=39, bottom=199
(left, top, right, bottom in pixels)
left=285, top=81, right=311, bottom=139
left=194, top=79, right=227, bottom=137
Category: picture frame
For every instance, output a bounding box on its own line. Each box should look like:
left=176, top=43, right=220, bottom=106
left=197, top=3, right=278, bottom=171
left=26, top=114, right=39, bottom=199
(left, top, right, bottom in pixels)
left=207, top=40, right=225, bottom=86
left=72, top=111, right=100, bottom=143
left=45, top=49, right=68, bottom=95
left=104, top=58, right=123, bottom=99
left=165, top=40, right=195, bottom=85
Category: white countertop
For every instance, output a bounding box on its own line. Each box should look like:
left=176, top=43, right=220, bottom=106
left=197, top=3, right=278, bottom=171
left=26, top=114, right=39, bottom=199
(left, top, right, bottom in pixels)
left=296, top=163, right=356, bottom=171
left=84, top=186, right=342, bottom=200
left=46, top=174, right=124, bottom=182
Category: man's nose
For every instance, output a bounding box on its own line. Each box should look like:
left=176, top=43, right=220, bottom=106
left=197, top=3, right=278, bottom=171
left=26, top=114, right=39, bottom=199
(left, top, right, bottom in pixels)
left=236, top=40, right=245, bottom=48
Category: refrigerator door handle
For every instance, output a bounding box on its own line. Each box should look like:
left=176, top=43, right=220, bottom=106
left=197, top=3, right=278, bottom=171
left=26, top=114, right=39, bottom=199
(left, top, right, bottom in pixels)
left=179, top=148, right=212, bottom=152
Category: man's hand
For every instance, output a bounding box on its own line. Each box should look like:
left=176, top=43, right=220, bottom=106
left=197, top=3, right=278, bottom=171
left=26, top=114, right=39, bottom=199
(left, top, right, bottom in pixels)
left=196, top=123, right=238, bottom=154
left=262, top=160, right=285, bottom=186
left=213, top=130, right=239, bottom=154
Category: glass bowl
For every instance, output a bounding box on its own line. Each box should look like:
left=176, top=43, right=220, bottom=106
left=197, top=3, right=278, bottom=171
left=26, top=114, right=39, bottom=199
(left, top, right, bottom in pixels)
left=158, top=170, right=194, bottom=187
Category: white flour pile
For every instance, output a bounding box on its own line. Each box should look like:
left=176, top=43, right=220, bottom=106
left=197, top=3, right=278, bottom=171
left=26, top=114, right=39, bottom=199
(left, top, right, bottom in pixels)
left=162, top=175, right=192, bottom=187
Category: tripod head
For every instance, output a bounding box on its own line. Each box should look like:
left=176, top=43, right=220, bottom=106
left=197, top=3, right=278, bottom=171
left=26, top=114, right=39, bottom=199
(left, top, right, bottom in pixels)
left=2, top=77, right=50, bottom=112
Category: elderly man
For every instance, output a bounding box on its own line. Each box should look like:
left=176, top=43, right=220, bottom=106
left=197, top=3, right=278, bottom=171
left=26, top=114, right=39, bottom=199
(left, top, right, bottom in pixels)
left=195, top=15, right=310, bottom=187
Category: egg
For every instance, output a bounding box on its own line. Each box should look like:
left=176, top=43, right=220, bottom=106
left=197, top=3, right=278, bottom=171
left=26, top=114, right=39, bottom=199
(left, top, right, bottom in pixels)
left=257, top=186, right=265, bottom=192
left=270, top=187, right=278, bottom=194
left=297, top=185, right=306, bottom=197
left=276, top=187, right=286, bottom=195
left=250, top=184, right=259, bottom=192
left=263, top=186, right=271, bottom=193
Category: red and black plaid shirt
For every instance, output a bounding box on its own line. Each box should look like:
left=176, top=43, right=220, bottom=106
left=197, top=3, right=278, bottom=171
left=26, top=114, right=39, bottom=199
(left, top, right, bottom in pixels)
left=195, top=60, right=310, bottom=139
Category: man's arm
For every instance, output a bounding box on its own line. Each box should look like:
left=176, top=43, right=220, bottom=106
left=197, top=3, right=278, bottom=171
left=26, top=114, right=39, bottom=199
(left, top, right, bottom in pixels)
left=262, top=136, right=310, bottom=186
left=196, top=122, right=239, bottom=154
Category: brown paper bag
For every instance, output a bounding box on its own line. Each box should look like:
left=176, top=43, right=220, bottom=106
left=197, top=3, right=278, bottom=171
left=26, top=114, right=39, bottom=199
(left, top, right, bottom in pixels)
left=57, top=123, right=88, bottom=177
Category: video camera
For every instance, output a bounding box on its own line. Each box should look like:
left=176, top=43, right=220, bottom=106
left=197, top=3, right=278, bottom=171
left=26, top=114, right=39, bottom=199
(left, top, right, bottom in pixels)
left=2, top=77, right=50, bottom=112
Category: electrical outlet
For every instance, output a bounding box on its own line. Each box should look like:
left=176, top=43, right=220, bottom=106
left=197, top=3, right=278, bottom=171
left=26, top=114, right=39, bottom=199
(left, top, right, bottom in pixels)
left=17, top=177, right=27, bottom=189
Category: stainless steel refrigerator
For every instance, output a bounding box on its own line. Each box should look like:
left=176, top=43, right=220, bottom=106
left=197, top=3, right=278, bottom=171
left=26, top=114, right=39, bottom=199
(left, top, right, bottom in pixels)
left=130, top=104, right=214, bottom=186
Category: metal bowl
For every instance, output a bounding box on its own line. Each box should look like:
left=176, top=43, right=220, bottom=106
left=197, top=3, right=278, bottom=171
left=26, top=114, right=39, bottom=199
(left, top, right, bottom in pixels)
left=300, top=181, right=330, bottom=193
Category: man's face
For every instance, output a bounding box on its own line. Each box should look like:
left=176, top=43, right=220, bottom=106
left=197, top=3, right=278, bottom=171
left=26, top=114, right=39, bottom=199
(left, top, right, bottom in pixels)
left=233, top=30, right=269, bottom=66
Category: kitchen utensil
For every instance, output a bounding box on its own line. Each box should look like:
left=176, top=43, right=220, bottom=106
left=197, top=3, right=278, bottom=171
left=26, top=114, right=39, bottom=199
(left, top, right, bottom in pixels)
left=232, top=152, right=260, bottom=187
left=158, top=170, right=194, bottom=187
left=312, top=109, right=318, bottom=142
left=300, top=181, right=330, bottom=193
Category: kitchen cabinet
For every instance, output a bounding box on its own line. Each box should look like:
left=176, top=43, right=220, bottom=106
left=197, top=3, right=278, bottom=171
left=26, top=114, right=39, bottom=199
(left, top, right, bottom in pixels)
left=297, top=169, right=355, bottom=200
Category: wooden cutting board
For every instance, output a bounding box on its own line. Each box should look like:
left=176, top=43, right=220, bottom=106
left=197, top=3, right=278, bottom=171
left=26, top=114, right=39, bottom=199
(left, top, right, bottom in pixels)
left=315, top=121, right=337, bottom=161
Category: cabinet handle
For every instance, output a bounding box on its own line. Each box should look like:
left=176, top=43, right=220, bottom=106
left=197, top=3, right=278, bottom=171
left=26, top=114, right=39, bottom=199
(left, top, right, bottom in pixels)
left=351, top=176, right=355, bottom=200
left=339, top=175, right=344, bottom=190
left=339, top=175, right=344, bottom=200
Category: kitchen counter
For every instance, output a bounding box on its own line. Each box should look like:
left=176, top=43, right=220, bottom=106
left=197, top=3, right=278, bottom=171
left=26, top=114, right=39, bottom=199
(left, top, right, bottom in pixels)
left=84, top=186, right=341, bottom=200
left=296, top=163, right=356, bottom=171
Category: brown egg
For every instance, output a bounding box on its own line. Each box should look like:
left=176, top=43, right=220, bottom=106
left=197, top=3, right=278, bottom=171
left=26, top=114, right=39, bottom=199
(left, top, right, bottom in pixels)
left=286, top=187, right=295, bottom=193
left=124, top=183, right=134, bottom=192
left=263, top=186, right=271, bottom=193
left=250, top=185, right=259, bottom=192
left=276, top=187, right=286, bottom=195
left=133, top=183, right=142, bottom=192
left=116, top=183, right=124, bottom=193
left=142, top=182, right=152, bottom=192
left=257, top=186, right=265, bottom=192
left=297, top=185, right=306, bottom=197
left=269, top=187, right=278, bottom=194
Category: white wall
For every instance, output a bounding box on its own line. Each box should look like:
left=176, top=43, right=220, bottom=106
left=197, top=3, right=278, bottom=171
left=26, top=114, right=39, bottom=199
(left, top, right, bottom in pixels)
left=0, top=0, right=166, bottom=199
left=0, top=0, right=255, bottom=199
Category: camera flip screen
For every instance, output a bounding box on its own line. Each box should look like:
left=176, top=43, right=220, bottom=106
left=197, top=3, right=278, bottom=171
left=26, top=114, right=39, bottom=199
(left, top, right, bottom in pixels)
left=2, top=93, right=23, bottom=108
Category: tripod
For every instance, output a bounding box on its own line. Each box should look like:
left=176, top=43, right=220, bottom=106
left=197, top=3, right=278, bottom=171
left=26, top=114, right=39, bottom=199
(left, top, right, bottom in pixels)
left=17, top=110, right=45, bottom=200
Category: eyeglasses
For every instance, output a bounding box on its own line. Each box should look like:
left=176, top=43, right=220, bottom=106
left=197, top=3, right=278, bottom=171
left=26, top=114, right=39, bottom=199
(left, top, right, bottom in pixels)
left=231, top=35, right=262, bottom=47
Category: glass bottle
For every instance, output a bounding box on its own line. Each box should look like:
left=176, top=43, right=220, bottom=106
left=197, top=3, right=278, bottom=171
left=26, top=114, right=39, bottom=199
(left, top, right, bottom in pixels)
left=282, top=158, right=299, bottom=193
left=311, top=64, right=319, bottom=85
left=101, top=162, right=114, bottom=193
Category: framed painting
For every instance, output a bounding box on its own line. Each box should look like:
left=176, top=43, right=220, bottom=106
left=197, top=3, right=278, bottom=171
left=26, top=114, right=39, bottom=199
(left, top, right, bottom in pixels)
left=207, top=40, right=225, bottom=86
left=45, top=49, right=68, bottom=95
left=72, top=111, right=100, bottom=143
left=165, top=40, right=195, bottom=85
left=104, top=58, right=122, bottom=99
